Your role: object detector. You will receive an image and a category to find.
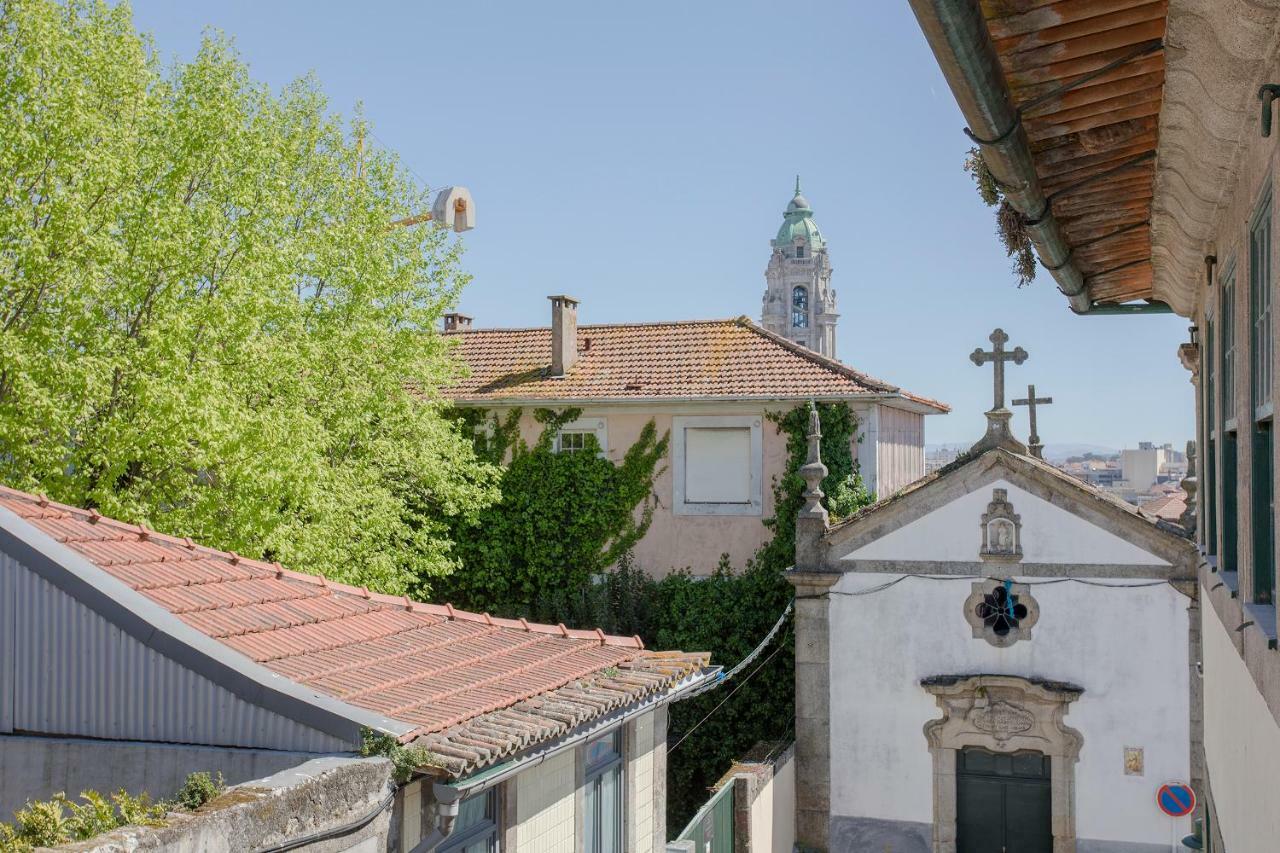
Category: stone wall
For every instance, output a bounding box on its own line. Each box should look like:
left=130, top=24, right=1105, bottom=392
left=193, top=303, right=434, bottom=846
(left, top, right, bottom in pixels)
left=50, top=756, right=394, bottom=853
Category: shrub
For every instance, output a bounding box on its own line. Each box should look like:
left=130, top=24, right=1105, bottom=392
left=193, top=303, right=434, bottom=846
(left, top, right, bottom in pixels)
left=171, top=772, right=225, bottom=812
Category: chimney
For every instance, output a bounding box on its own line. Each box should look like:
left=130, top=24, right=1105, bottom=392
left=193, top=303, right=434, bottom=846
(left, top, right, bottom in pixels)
left=443, top=312, right=473, bottom=332
left=548, top=295, right=579, bottom=376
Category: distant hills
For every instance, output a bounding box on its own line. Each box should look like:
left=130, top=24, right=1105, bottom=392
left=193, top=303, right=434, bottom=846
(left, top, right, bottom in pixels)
left=927, top=443, right=1119, bottom=464
left=1040, top=444, right=1119, bottom=463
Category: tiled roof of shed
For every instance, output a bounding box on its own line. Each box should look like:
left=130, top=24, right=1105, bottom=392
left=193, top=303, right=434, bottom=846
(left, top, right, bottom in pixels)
left=441, top=317, right=948, bottom=412
left=0, top=486, right=709, bottom=777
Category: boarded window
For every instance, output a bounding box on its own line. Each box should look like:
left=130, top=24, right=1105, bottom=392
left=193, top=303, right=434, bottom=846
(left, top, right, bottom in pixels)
left=684, top=427, right=752, bottom=503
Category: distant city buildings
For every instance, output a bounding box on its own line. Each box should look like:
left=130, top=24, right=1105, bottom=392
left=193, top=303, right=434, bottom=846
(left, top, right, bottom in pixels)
left=1053, top=441, right=1188, bottom=514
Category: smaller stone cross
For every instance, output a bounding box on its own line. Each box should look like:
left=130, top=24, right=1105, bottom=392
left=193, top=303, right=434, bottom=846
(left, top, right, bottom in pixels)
left=1012, top=384, right=1053, bottom=459
left=969, top=328, right=1029, bottom=454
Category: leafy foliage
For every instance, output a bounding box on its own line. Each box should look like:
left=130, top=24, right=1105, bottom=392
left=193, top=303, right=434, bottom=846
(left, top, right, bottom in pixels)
left=171, top=772, right=225, bottom=812
left=964, top=147, right=1038, bottom=287
left=437, top=408, right=669, bottom=621
left=0, top=790, right=166, bottom=852
left=360, top=729, right=441, bottom=783
left=0, top=0, right=499, bottom=594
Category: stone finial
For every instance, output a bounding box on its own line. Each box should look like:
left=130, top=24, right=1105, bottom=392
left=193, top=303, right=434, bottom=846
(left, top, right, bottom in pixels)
left=800, top=401, right=827, bottom=516
left=1179, top=439, right=1198, bottom=534
left=795, top=401, right=829, bottom=571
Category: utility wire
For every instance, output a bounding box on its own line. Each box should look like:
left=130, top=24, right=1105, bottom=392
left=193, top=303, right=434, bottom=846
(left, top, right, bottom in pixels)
left=669, top=637, right=789, bottom=756
left=819, top=574, right=1174, bottom=598
left=680, top=599, right=793, bottom=701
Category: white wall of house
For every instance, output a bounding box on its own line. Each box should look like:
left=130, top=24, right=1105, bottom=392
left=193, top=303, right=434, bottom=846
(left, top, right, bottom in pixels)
left=515, top=749, right=577, bottom=851
left=827, top=570, right=1192, bottom=847
left=872, top=404, right=925, bottom=497
left=1201, top=604, right=1280, bottom=853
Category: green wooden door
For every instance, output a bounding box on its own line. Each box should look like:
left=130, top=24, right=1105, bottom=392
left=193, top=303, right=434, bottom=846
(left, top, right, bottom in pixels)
left=956, top=748, right=1052, bottom=853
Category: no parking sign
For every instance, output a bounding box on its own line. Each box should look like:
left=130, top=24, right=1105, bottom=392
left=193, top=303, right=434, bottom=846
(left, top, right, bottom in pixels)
left=1156, top=782, right=1196, bottom=818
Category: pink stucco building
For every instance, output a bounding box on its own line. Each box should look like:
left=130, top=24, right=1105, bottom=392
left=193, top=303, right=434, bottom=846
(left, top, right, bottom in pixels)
left=443, top=297, right=948, bottom=574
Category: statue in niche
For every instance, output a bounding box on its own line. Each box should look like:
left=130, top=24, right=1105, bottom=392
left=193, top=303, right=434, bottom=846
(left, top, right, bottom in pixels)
left=980, top=488, right=1023, bottom=563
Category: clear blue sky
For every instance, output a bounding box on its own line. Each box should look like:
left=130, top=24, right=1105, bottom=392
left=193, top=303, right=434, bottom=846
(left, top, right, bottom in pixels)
left=128, top=1, right=1194, bottom=450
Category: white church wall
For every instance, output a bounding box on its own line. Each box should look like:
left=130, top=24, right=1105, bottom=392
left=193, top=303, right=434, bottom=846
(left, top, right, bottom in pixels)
left=828, top=570, right=1192, bottom=847
left=842, top=478, right=1171, bottom=566
left=1201, top=602, right=1280, bottom=853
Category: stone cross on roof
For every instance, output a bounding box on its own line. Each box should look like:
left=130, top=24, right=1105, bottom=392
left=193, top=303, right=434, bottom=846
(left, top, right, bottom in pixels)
left=970, top=328, right=1029, bottom=455
left=1012, top=384, right=1053, bottom=459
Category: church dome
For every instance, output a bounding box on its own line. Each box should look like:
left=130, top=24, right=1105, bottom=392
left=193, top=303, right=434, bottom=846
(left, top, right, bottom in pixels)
left=775, top=177, right=824, bottom=250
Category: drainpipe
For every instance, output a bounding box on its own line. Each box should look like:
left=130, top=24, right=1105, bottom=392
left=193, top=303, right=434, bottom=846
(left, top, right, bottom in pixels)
left=908, top=0, right=1092, bottom=313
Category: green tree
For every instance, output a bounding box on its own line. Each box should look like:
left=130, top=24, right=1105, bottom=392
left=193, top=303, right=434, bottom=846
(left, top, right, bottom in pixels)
left=0, top=0, right=498, bottom=593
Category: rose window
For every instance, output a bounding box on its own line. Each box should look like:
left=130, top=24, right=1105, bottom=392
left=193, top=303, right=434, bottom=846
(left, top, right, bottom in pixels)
left=975, top=581, right=1029, bottom=638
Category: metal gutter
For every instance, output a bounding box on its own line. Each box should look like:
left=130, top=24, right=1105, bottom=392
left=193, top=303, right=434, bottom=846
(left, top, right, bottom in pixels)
left=1078, top=301, right=1175, bottom=316
left=907, top=0, right=1092, bottom=313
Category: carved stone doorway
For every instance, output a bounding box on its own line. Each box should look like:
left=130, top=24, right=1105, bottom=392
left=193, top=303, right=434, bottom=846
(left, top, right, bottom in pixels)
left=922, top=675, right=1083, bottom=853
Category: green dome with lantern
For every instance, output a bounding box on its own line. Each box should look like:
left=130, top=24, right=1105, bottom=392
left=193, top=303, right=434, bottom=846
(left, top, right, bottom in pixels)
left=774, top=176, right=825, bottom=251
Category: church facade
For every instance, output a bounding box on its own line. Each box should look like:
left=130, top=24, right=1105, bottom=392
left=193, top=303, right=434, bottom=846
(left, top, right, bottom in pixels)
left=761, top=178, right=838, bottom=358
left=788, top=334, right=1200, bottom=853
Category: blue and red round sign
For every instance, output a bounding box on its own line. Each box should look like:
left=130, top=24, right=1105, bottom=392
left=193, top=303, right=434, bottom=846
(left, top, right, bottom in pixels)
left=1156, top=782, right=1196, bottom=817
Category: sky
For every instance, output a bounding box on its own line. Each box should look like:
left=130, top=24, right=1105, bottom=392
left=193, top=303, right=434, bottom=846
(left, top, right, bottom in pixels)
left=127, top=1, right=1194, bottom=451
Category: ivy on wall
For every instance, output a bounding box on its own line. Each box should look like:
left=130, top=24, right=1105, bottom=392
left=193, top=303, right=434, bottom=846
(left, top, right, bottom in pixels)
left=435, top=407, right=668, bottom=622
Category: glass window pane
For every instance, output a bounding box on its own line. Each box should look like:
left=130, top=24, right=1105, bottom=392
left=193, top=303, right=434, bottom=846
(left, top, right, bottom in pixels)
left=585, top=777, right=598, bottom=852
left=600, top=765, right=621, bottom=853
left=455, top=792, right=490, bottom=832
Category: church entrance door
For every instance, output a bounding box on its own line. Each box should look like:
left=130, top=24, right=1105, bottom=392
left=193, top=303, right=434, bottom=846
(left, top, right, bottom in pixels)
left=956, top=748, right=1052, bottom=853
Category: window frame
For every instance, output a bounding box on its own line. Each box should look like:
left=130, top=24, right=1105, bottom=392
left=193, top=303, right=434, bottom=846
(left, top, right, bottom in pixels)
left=1249, top=186, right=1276, bottom=604
left=583, top=730, right=624, bottom=853
left=553, top=417, right=608, bottom=456
left=1250, top=188, right=1273, bottom=418
left=791, top=285, right=809, bottom=329
left=1221, top=264, right=1237, bottom=428
left=671, top=415, right=764, bottom=516
left=1205, top=311, right=1218, bottom=556
left=437, top=789, right=499, bottom=853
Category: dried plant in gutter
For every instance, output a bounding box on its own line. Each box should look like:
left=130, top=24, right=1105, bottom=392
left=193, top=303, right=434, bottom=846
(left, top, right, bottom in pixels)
left=964, top=148, right=1038, bottom=287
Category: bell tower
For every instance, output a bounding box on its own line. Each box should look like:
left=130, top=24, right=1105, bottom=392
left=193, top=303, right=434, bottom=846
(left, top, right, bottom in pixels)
left=761, top=177, right=838, bottom=358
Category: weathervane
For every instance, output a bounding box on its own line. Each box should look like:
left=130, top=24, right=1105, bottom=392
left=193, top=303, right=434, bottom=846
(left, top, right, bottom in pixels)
left=1012, top=384, right=1053, bottom=459
left=969, top=328, right=1029, bottom=454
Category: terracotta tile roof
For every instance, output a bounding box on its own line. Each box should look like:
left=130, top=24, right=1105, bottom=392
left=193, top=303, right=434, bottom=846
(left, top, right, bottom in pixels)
left=440, top=317, right=948, bottom=412
left=1139, top=493, right=1187, bottom=522
left=0, top=487, right=710, bottom=776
